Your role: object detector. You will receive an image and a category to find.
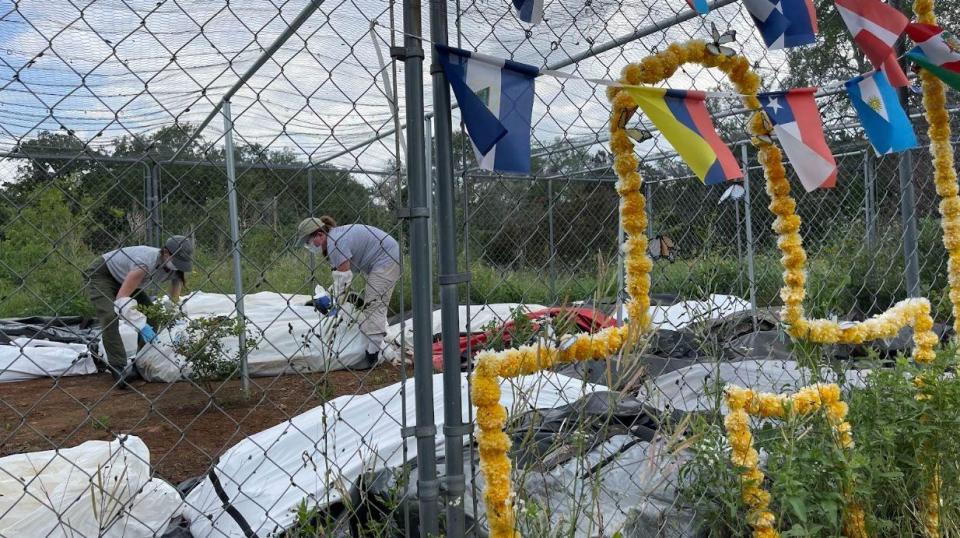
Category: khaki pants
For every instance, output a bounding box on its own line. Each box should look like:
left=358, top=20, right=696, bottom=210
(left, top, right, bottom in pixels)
left=361, top=262, right=401, bottom=354
left=84, top=260, right=151, bottom=368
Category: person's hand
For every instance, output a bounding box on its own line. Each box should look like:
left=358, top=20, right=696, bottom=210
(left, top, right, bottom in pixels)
left=313, top=295, right=332, bottom=315
left=140, top=324, right=157, bottom=343
left=331, top=270, right=353, bottom=300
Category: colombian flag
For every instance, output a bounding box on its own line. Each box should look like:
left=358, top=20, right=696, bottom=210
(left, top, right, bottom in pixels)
left=624, top=87, right=742, bottom=185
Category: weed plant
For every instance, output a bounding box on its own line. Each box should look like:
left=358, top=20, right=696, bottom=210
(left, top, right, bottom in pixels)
left=680, top=346, right=960, bottom=537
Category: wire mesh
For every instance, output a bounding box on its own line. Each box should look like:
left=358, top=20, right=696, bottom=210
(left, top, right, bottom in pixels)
left=0, top=0, right=958, bottom=536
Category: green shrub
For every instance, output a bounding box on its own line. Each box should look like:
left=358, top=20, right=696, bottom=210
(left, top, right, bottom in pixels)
left=681, top=347, right=960, bottom=537
left=0, top=184, right=94, bottom=317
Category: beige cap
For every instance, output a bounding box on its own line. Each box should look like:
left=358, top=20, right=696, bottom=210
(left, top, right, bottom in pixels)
left=297, top=217, right=324, bottom=245
left=164, top=235, right=194, bottom=272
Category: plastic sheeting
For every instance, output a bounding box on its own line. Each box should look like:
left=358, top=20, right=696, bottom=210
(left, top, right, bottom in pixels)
left=182, top=372, right=600, bottom=537
left=134, top=291, right=370, bottom=382
left=649, top=294, right=752, bottom=331
left=638, top=359, right=872, bottom=414
left=0, top=436, right=183, bottom=537
left=384, top=303, right=546, bottom=356
left=0, top=339, right=97, bottom=383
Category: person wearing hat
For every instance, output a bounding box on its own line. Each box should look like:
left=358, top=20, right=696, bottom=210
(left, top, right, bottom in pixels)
left=299, top=216, right=400, bottom=368
left=85, top=235, right=194, bottom=387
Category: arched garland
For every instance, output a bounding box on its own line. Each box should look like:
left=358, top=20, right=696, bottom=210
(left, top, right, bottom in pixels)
left=471, top=39, right=942, bottom=538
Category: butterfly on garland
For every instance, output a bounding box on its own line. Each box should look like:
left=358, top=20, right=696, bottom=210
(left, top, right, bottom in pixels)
left=706, top=23, right=737, bottom=57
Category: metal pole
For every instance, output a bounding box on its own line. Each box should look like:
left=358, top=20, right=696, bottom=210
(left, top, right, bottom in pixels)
left=307, top=166, right=316, bottom=274
left=864, top=151, right=876, bottom=251
left=222, top=101, right=249, bottom=396
left=894, top=0, right=921, bottom=297
left=898, top=149, right=921, bottom=297
left=313, top=0, right=739, bottom=167
left=142, top=162, right=152, bottom=246
left=548, top=179, right=557, bottom=303
left=402, top=0, right=440, bottom=532
left=740, top=145, right=758, bottom=330
left=150, top=163, right=162, bottom=247
left=428, top=0, right=464, bottom=532
left=167, top=0, right=326, bottom=162
left=735, top=200, right=744, bottom=297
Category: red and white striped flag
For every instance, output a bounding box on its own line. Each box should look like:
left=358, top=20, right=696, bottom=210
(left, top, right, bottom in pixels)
left=834, top=0, right=909, bottom=86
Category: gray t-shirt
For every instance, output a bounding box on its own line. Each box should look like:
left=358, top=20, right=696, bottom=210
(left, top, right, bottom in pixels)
left=326, top=225, right=400, bottom=274
left=102, top=246, right=178, bottom=290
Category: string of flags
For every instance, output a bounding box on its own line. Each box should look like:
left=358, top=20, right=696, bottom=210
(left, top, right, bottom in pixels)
left=452, top=0, right=959, bottom=187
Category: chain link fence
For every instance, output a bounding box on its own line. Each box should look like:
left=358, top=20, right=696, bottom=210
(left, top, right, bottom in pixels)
left=1, top=0, right=958, bottom=536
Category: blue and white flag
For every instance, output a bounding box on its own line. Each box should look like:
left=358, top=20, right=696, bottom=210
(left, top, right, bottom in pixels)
left=844, top=70, right=917, bottom=155
left=742, top=0, right=818, bottom=49
left=436, top=44, right=538, bottom=173
left=512, top=0, right=544, bottom=24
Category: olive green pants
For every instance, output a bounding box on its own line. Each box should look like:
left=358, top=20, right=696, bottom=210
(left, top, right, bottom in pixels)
left=84, top=260, right=151, bottom=369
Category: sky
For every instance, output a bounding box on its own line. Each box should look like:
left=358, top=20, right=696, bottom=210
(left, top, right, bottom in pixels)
left=0, top=0, right=798, bottom=176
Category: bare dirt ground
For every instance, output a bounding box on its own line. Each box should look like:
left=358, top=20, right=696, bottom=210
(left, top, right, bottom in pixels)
left=0, top=366, right=406, bottom=484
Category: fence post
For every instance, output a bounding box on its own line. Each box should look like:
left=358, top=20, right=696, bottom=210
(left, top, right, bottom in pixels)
left=401, top=0, right=441, bottom=532
left=142, top=162, right=153, bottom=246
left=740, top=145, right=758, bottom=330
left=428, top=0, right=465, bottom=533
left=307, top=166, right=316, bottom=274
left=864, top=151, right=876, bottom=251
left=221, top=100, right=249, bottom=397
left=548, top=178, right=558, bottom=303
left=149, top=162, right=162, bottom=247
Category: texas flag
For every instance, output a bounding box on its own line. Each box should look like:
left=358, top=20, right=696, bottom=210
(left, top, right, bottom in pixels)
left=758, top=88, right=837, bottom=191
left=834, top=0, right=909, bottom=87
left=743, top=0, right=818, bottom=50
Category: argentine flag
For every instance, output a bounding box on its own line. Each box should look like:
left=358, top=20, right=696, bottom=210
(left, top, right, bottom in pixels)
left=436, top=44, right=538, bottom=173
left=844, top=70, right=917, bottom=155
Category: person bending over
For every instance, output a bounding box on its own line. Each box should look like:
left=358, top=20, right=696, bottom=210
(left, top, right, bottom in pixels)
left=85, top=235, right=193, bottom=388
left=299, top=216, right=400, bottom=368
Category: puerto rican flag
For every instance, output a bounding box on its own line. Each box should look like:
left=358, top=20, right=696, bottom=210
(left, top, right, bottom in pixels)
left=834, top=0, right=909, bottom=87
left=758, top=88, right=838, bottom=191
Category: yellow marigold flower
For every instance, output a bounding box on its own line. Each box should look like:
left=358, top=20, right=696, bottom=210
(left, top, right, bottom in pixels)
left=747, top=509, right=776, bottom=529
left=471, top=375, right=502, bottom=407
left=724, top=409, right=750, bottom=431
left=758, top=394, right=786, bottom=418
left=732, top=447, right=760, bottom=468
left=726, top=386, right=754, bottom=410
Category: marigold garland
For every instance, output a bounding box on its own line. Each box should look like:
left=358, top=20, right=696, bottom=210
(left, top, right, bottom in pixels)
left=725, top=385, right=865, bottom=538
left=911, top=0, right=951, bottom=532
left=473, top=37, right=943, bottom=536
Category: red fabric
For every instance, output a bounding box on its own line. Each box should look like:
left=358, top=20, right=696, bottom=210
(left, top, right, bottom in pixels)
left=430, top=307, right=616, bottom=370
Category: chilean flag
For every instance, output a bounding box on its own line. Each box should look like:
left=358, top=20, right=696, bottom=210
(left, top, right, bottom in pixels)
left=743, top=0, right=818, bottom=50
left=758, top=88, right=838, bottom=191
left=835, top=0, right=909, bottom=87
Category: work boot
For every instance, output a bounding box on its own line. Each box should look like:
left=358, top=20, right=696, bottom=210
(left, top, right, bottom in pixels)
left=362, top=350, right=380, bottom=370
left=108, top=363, right=140, bottom=390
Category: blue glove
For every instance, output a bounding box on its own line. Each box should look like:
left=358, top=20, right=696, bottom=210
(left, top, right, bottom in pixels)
left=140, top=324, right=157, bottom=343
left=313, top=295, right=332, bottom=315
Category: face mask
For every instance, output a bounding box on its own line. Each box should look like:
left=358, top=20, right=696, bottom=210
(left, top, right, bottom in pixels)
left=305, top=242, right=322, bottom=255
left=165, top=260, right=177, bottom=271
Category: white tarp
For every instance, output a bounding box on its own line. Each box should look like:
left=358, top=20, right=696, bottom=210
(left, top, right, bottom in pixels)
left=0, top=436, right=183, bottom=537
left=638, top=359, right=871, bottom=414
left=134, top=291, right=370, bottom=382
left=650, top=294, right=752, bottom=331
left=183, top=372, right=600, bottom=537
left=385, top=303, right=547, bottom=346
left=0, top=338, right=97, bottom=383
left=611, top=294, right=752, bottom=331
